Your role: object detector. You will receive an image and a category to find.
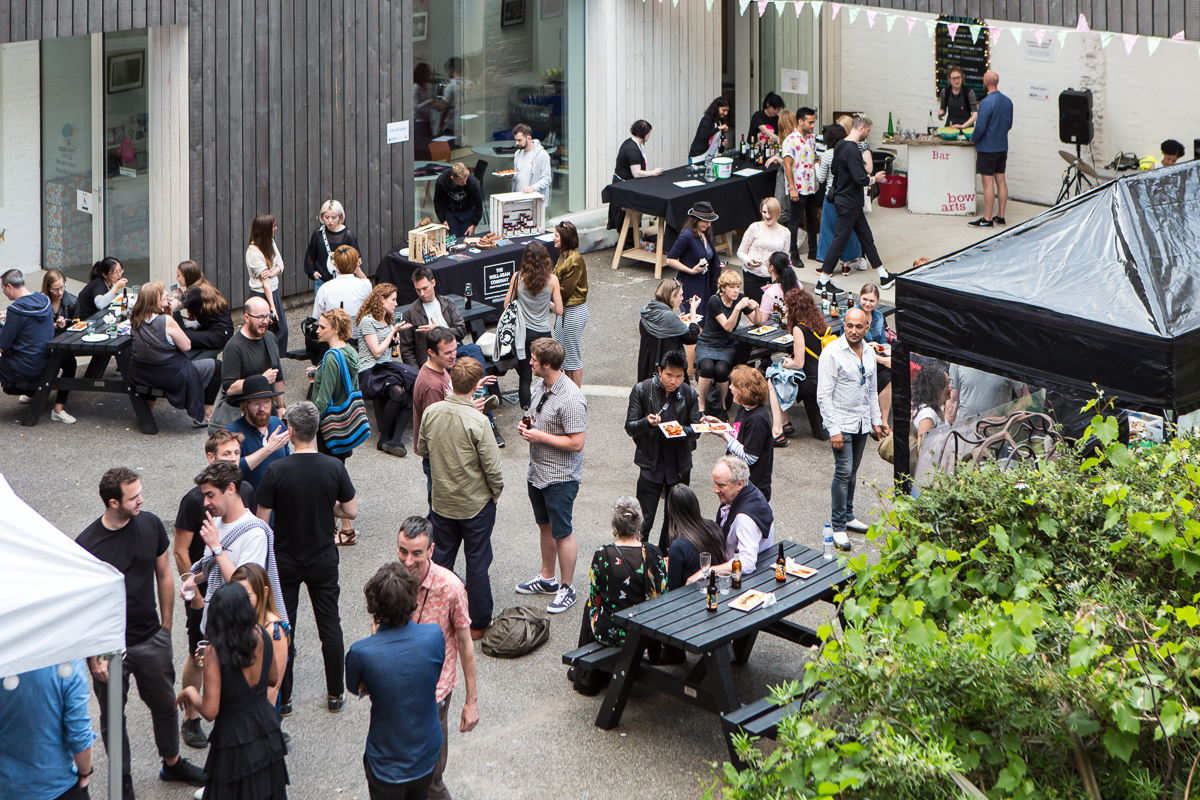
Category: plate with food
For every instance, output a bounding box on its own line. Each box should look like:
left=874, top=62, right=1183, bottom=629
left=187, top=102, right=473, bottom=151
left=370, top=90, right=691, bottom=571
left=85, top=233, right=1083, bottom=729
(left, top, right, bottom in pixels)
left=785, top=559, right=818, bottom=579
left=68, top=322, right=88, bottom=332
left=748, top=325, right=778, bottom=336
left=729, top=589, right=767, bottom=612
left=658, top=421, right=687, bottom=439
left=493, top=169, right=517, bottom=177
left=774, top=334, right=794, bottom=345
left=693, top=422, right=732, bottom=434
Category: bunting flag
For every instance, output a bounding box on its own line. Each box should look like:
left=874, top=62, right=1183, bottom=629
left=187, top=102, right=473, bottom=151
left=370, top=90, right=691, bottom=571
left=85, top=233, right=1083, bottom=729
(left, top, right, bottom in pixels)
left=1056, top=30, right=1069, bottom=48
left=906, top=16, right=916, bottom=34
left=1100, top=31, right=1113, bottom=48
left=847, top=7, right=859, bottom=23
left=1123, top=33, right=1138, bottom=53
left=990, top=27, right=1002, bottom=45
left=1147, top=36, right=1161, bottom=55
left=794, top=1, right=805, bottom=17
left=1171, top=30, right=1186, bottom=41
left=1076, top=13, right=1090, bottom=32
left=776, top=0, right=785, bottom=15
left=757, top=0, right=767, bottom=16
left=947, top=22, right=959, bottom=39
left=739, top=0, right=751, bottom=13
left=810, top=1, right=823, bottom=16
left=867, top=10, right=877, bottom=27
left=926, top=19, right=937, bottom=38
left=1010, top=27, right=1024, bottom=44
left=706, top=0, right=715, bottom=8
left=831, top=3, right=841, bottom=18
left=1034, top=29, right=1045, bottom=45
left=886, top=13, right=897, bottom=31
left=969, top=24, right=983, bottom=43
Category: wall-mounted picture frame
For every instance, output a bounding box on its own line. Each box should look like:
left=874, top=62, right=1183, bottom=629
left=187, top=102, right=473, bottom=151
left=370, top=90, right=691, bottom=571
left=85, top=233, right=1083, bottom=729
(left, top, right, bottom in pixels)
left=107, top=51, right=144, bottom=93
left=412, top=12, right=428, bottom=42
left=501, top=0, right=525, bottom=27
left=541, top=0, right=562, bottom=19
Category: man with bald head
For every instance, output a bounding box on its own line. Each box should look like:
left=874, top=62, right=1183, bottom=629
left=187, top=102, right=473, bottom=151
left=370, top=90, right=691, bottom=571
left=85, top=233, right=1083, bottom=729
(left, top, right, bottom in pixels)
left=816, top=307, right=889, bottom=551
left=219, top=295, right=286, bottom=417
left=969, top=70, right=1013, bottom=228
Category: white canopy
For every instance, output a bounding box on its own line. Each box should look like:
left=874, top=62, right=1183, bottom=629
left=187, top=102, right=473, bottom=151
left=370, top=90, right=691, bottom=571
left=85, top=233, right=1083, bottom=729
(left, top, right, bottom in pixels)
left=0, top=473, right=125, bottom=677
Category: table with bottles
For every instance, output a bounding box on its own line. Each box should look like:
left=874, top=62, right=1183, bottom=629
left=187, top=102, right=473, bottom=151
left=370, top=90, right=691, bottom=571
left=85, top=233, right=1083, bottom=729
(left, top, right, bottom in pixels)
left=731, top=300, right=896, bottom=354
left=591, top=539, right=847, bottom=761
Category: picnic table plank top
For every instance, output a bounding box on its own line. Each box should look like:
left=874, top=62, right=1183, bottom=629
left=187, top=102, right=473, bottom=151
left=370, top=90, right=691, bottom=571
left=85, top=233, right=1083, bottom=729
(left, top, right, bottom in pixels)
left=615, top=540, right=848, bottom=652
left=446, top=293, right=494, bottom=324
left=731, top=303, right=896, bottom=352
left=48, top=308, right=131, bottom=355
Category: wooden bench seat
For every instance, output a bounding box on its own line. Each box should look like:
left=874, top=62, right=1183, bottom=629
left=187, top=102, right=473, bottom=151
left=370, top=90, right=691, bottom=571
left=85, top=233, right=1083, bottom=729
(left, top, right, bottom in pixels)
left=562, top=641, right=623, bottom=674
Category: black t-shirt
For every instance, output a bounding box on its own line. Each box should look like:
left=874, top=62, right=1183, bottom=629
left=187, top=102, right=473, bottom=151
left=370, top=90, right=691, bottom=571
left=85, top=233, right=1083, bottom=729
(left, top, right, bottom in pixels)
left=182, top=287, right=235, bottom=336
left=614, top=138, right=646, bottom=181
left=220, top=331, right=282, bottom=394
left=175, top=482, right=257, bottom=566
left=698, top=294, right=750, bottom=349
left=747, top=109, right=775, bottom=142
left=76, top=278, right=111, bottom=320
left=689, top=114, right=722, bottom=158
left=255, top=452, right=355, bottom=566
left=77, top=512, right=170, bottom=647
left=737, top=403, right=775, bottom=495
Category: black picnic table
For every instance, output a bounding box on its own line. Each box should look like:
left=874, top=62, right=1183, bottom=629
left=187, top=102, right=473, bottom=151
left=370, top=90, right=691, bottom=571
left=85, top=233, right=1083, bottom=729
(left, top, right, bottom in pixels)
left=20, top=309, right=162, bottom=434
left=731, top=302, right=896, bottom=354
left=589, top=539, right=847, bottom=760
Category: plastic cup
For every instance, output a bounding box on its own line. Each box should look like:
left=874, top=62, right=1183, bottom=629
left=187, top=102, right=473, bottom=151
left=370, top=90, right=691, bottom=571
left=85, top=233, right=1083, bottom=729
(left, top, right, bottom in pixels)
left=717, top=570, right=732, bottom=595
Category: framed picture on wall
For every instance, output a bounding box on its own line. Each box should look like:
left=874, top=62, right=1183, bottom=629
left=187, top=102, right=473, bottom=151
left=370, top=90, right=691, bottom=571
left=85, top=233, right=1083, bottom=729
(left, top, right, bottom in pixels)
left=501, top=0, right=525, bottom=27
left=107, top=51, right=144, bottom=93
left=541, top=0, right=562, bottom=18
left=413, top=12, right=428, bottom=42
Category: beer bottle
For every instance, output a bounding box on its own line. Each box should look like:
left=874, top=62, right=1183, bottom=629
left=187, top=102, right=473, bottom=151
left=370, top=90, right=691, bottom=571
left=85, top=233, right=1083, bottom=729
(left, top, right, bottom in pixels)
left=775, top=544, right=786, bottom=581
left=521, top=409, right=534, bottom=430
left=731, top=550, right=742, bottom=590
left=706, top=572, right=719, bottom=611
left=830, top=298, right=839, bottom=318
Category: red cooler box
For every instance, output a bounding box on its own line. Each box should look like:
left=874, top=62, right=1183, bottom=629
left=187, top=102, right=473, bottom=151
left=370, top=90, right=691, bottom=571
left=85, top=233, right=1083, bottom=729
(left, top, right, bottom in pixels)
left=878, top=175, right=908, bottom=208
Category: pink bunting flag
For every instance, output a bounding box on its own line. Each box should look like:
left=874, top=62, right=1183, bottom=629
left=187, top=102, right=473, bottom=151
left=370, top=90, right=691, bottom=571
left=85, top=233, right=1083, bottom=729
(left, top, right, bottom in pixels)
left=867, top=10, right=877, bottom=26
left=990, top=27, right=1002, bottom=45
left=947, top=22, right=959, bottom=40
left=831, top=3, right=841, bottom=19
left=1034, top=30, right=1045, bottom=46
left=757, top=0, right=768, bottom=16
left=1123, top=33, right=1138, bottom=54
left=1171, top=30, right=1186, bottom=41
left=794, top=1, right=805, bottom=17
left=906, top=17, right=916, bottom=34
left=1075, top=13, right=1090, bottom=32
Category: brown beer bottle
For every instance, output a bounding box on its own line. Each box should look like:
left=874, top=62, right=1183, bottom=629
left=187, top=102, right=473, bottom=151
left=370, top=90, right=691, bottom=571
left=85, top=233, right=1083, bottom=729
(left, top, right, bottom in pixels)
left=522, top=410, right=534, bottom=430
left=731, top=551, right=742, bottom=590
left=775, top=543, right=786, bottom=581
left=706, top=572, right=719, bottom=611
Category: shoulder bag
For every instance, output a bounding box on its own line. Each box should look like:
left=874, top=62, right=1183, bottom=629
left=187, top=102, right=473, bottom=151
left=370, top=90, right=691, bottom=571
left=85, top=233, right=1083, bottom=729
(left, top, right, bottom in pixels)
left=492, top=298, right=521, bottom=361
left=319, top=349, right=371, bottom=453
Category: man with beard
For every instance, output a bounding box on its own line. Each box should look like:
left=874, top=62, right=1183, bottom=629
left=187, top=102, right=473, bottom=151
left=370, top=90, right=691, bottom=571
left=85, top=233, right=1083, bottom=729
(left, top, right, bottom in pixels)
left=216, top=295, right=286, bottom=420
left=225, top=375, right=291, bottom=495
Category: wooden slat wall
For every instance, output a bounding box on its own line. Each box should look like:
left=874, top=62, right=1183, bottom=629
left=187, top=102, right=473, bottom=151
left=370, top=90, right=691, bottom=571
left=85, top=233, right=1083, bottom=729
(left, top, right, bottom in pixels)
left=186, top=0, right=413, bottom=307
left=585, top=0, right=723, bottom=209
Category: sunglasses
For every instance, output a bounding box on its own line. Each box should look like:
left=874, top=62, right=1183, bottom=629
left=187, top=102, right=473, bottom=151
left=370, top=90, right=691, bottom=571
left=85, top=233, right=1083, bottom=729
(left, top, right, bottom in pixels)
left=858, top=364, right=866, bottom=386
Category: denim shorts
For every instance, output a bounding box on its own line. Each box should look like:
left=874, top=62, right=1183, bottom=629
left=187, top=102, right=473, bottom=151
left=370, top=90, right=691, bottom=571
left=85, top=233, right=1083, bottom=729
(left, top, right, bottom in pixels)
left=527, top=480, right=579, bottom=539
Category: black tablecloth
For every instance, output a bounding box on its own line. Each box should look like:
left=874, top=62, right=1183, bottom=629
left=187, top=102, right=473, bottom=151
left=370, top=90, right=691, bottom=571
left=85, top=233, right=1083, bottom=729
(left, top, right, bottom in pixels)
left=601, top=164, right=779, bottom=249
left=375, top=235, right=560, bottom=324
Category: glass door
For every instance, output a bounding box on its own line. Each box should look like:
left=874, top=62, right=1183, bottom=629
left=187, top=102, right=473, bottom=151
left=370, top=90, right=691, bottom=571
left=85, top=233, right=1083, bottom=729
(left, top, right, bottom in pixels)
left=103, top=30, right=151, bottom=287
left=41, top=35, right=103, bottom=284
left=759, top=9, right=819, bottom=117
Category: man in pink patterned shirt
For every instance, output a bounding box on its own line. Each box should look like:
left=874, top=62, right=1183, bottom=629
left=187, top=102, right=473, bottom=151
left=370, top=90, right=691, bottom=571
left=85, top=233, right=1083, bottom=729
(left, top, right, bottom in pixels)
left=782, top=106, right=820, bottom=265
left=397, top=516, right=480, bottom=800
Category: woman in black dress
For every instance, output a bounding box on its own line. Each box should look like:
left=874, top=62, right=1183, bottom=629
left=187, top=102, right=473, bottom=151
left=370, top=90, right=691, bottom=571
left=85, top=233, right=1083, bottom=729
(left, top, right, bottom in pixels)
left=664, top=485, right=727, bottom=591
left=176, top=582, right=288, bottom=800
left=76, top=257, right=127, bottom=319
left=703, top=365, right=775, bottom=500
left=607, top=120, right=664, bottom=234
left=303, top=199, right=362, bottom=293
left=172, top=260, right=234, bottom=351
left=688, top=97, right=730, bottom=160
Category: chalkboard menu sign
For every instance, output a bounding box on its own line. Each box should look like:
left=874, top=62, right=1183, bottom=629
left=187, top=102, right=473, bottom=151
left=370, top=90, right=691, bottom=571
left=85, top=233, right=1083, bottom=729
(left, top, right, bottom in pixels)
left=935, top=16, right=989, bottom=105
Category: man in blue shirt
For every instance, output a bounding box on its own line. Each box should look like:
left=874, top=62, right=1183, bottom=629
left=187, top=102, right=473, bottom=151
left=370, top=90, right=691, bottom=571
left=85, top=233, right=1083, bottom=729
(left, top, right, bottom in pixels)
left=0, top=660, right=95, bottom=800
left=969, top=71, right=1014, bottom=228
left=347, top=561, right=445, bottom=799
left=225, top=374, right=291, bottom=494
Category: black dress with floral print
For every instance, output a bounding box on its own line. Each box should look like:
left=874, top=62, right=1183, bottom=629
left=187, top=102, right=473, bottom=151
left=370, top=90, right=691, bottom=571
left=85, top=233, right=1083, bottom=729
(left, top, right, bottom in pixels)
left=584, top=542, right=669, bottom=646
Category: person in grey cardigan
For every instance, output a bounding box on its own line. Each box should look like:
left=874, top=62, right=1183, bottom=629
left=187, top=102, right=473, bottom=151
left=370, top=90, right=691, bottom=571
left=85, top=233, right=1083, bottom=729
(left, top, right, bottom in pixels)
left=511, top=124, right=552, bottom=196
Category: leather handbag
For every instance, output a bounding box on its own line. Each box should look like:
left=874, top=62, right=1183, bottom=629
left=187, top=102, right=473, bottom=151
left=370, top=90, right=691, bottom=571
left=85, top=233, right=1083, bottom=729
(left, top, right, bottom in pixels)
left=318, top=349, right=371, bottom=453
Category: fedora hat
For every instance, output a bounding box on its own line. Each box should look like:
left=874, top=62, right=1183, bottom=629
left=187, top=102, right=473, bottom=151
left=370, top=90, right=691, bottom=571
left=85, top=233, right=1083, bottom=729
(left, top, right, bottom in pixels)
left=225, top=374, right=284, bottom=405
left=687, top=201, right=719, bottom=222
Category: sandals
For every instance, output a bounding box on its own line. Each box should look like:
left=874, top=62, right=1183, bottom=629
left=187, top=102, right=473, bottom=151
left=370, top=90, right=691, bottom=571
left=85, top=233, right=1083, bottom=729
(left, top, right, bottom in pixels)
left=774, top=434, right=789, bottom=448
left=782, top=423, right=796, bottom=437
left=335, top=528, right=357, bottom=547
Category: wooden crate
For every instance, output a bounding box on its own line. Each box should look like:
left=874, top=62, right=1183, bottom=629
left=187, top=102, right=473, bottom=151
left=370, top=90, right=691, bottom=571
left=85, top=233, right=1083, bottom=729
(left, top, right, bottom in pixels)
left=408, top=223, right=449, bottom=262
left=489, top=192, right=546, bottom=238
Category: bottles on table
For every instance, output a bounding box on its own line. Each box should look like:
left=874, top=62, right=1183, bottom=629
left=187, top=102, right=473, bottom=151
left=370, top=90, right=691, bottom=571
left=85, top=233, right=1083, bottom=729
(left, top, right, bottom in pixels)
left=823, top=524, right=835, bottom=560
left=706, top=572, right=719, bottom=611
left=774, top=543, right=786, bottom=581
left=731, top=551, right=742, bottom=591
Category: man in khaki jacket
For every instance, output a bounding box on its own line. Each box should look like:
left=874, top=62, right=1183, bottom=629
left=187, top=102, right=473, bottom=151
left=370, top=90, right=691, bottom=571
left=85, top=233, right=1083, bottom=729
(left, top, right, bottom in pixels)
left=417, top=356, right=504, bottom=637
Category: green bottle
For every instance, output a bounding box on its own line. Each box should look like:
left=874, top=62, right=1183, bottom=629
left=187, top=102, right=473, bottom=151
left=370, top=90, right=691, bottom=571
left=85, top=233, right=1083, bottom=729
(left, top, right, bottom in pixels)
left=887, top=112, right=894, bottom=138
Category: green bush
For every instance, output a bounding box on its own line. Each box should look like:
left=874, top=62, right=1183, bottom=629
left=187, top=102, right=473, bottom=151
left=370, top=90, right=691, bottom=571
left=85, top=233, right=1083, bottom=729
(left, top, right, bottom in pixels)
left=710, top=409, right=1200, bottom=800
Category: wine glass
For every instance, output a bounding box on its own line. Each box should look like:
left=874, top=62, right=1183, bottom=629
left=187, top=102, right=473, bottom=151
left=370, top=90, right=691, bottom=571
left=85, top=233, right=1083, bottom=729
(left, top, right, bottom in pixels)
left=700, top=552, right=712, bottom=579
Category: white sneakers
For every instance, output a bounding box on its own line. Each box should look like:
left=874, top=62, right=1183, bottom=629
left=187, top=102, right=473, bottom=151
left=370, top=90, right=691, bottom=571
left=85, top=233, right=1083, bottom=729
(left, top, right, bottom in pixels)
left=846, top=518, right=870, bottom=534
left=50, top=409, right=76, bottom=424
left=832, top=530, right=852, bottom=551
left=16, top=395, right=30, bottom=404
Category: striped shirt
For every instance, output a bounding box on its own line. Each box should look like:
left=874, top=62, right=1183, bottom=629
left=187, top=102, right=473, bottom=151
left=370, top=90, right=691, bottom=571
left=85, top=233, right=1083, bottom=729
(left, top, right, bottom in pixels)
left=527, top=373, right=587, bottom=488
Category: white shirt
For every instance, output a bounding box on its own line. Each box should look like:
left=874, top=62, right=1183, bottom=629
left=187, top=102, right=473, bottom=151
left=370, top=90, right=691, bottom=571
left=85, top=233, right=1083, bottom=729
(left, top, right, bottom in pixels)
left=423, top=300, right=448, bottom=328
left=206, top=509, right=268, bottom=568
left=718, top=505, right=776, bottom=575
left=512, top=141, right=552, bottom=195
left=313, top=273, right=373, bottom=319
left=817, top=335, right=882, bottom=437
left=246, top=242, right=284, bottom=293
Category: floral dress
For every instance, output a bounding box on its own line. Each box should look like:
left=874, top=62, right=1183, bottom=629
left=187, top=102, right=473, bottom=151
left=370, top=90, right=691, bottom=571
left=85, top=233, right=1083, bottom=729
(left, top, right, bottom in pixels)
left=585, top=543, right=669, bottom=646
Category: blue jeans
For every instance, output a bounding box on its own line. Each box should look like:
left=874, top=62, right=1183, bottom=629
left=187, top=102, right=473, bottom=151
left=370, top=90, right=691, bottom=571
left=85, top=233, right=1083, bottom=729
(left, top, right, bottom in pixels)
left=249, top=287, right=288, bottom=353
left=830, top=432, right=869, bottom=531
left=430, top=500, right=497, bottom=630
left=444, top=207, right=477, bottom=237
left=313, top=277, right=325, bottom=295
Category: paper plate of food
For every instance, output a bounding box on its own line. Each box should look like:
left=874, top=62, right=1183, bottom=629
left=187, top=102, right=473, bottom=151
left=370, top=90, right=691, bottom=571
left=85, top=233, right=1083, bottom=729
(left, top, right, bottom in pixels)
left=729, top=589, right=767, bottom=612
left=748, top=325, right=778, bottom=336
left=785, top=558, right=818, bottom=579
left=658, top=421, right=687, bottom=439
left=775, top=334, right=794, bottom=345
left=493, top=169, right=517, bottom=177
left=68, top=322, right=88, bottom=332
left=693, top=422, right=732, bottom=434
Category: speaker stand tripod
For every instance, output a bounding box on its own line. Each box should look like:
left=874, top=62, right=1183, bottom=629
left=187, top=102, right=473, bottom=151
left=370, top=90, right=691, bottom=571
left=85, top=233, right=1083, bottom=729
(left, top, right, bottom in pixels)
left=1055, top=144, right=1096, bottom=205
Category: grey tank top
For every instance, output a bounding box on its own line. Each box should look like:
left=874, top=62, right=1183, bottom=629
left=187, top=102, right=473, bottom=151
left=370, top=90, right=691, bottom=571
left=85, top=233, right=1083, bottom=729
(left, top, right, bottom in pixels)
left=131, top=315, right=177, bottom=364
left=518, top=278, right=552, bottom=333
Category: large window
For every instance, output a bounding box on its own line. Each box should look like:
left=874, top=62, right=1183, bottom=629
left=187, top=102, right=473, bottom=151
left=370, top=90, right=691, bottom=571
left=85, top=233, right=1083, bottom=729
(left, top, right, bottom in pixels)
left=414, top=0, right=584, bottom=225
left=758, top=9, right=819, bottom=119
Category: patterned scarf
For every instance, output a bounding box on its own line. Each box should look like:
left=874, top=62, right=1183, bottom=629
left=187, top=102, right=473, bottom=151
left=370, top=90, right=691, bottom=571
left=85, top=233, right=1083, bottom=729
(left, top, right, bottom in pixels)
left=190, top=515, right=289, bottom=625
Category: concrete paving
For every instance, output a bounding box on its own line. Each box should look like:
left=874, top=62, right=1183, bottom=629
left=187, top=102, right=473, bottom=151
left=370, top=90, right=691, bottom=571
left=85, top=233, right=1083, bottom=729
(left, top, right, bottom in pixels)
left=0, top=200, right=1042, bottom=799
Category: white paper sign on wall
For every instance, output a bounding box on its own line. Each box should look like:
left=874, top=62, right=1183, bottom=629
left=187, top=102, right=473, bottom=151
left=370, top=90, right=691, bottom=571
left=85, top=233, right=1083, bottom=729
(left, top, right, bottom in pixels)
left=1028, top=82, right=1051, bottom=100
left=781, top=69, right=809, bottom=95
left=1023, top=32, right=1054, bottom=62
left=386, top=120, right=410, bottom=144
left=77, top=190, right=93, bottom=215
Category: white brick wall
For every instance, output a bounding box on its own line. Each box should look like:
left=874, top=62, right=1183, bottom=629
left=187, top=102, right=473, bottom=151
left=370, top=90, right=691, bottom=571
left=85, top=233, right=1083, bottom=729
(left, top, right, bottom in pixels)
left=1, top=41, right=42, bottom=275
left=837, top=17, right=1200, bottom=206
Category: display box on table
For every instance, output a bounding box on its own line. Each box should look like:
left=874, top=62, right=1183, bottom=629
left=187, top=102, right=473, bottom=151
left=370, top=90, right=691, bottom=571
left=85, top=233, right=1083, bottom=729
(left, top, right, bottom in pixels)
left=489, top=192, right=546, bottom=237
left=408, top=223, right=449, bottom=263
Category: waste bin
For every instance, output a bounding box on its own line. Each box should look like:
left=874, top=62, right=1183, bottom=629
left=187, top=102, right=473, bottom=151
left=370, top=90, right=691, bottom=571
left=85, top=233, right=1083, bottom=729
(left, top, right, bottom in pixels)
left=877, top=175, right=908, bottom=208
